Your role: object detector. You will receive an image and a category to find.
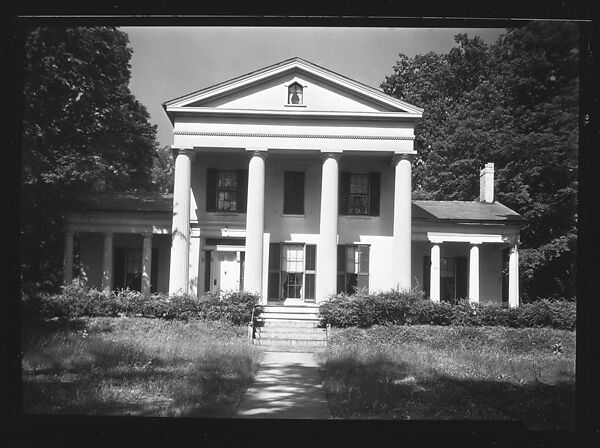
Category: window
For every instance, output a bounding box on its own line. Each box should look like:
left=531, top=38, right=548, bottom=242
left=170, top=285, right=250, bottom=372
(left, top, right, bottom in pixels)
left=339, top=172, right=380, bottom=216
left=267, top=243, right=316, bottom=302
left=114, top=247, right=158, bottom=293
left=288, top=82, right=303, bottom=105
left=337, top=244, right=370, bottom=294
left=423, top=255, right=467, bottom=303
left=283, top=171, right=305, bottom=214
left=206, top=169, right=248, bottom=213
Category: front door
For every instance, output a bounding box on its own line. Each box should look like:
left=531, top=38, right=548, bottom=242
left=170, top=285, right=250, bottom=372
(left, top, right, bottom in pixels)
left=209, top=251, right=241, bottom=292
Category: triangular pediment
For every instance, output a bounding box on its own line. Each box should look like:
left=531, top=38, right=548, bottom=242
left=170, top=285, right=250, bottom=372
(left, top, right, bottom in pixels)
left=163, top=57, right=423, bottom=116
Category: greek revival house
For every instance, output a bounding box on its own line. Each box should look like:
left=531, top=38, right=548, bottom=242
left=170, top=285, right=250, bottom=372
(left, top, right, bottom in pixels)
left=63, top=58, right=523, bottom=306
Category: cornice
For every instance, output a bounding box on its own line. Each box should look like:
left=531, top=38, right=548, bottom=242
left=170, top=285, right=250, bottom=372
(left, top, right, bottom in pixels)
left=173, top=130, right=414, bottom=141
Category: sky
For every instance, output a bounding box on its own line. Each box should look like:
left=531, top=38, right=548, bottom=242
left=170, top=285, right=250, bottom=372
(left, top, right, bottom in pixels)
left=121, top=27, right=505, bottom=148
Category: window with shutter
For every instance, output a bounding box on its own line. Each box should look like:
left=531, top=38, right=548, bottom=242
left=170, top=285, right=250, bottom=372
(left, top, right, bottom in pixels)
left=339, top=172, right=380, bottom=216
left=206, top=169, right=248, bottom=213
left=283, top=171, right=305, bottom=214
left=337, top=244, right=370, bottom=294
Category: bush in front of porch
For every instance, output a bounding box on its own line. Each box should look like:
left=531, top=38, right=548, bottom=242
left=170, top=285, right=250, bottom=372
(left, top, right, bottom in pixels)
left=318, top=289, right=576, bottom=330
left=22, top=283, right=261, bottom=325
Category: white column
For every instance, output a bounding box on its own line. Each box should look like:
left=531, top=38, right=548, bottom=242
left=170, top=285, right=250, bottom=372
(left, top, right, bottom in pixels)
left=142, top=233, right=152, bottom=297
left=392, top=154, right=413, bottom=291
left=316, top=152, right=340, bottom=301
left=101, top=232, right=113, bottom=293
left=430, top=243, right=440, bottom=302
left=469, top=243, right=480, bottom=303
left=63, top=229, right=74, bottom=285
left=508, top=242, right=520, bottom=308
left=168, top=148, right=193, bottom=295
left=243, top=150, right=267, bottom=296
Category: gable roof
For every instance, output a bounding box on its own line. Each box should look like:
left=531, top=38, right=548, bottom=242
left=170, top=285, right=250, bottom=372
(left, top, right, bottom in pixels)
left=162, top=57, right=423, bottom=115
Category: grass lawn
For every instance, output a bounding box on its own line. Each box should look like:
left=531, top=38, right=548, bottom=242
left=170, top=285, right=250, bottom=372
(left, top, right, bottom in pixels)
left=21, top=316, right=262, bottom=417
left=317, top=325, right=575, bottom=429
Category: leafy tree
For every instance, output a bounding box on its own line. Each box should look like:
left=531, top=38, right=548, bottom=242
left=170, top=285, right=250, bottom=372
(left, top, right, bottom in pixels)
left=20, top=27, right=158, bottom=292
left=381, top=22, right=578, bottom=300
left=150, top=144, right=175, bottom=194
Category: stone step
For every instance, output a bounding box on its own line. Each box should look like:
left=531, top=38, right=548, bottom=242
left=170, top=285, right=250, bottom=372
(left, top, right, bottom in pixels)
left=255, top=327, right=327, bottom=337
left=256, top=338, right=327, bottom=347
left=256, top=319, right=322, bottom=328
left=257, top=313, right=320, bottom=320
left=262, top=306, right=320, bottom=314
left=255, top=331, right=326, bottom=341
left=256, top=343, right=327, bottom=353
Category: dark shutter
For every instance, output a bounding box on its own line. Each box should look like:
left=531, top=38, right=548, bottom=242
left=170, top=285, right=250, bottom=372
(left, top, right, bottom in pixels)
left=206, top=169, right=218, bottom=212
left=456, top=256, right=468, bottom=300
left=239, top=251, right=245, bottom=291
left=284, top=172, right=305, bottom=214
left=237, top=169, right=248, bottom=213
left=267, top=243, right=281, bottom=300
left=305, top=244, right=316, bottom=271
left=369, top=172, right=381, bottom=216
left=339, top=171, right=350, bottom=215
left=113, top=247, right=125, bottom=290
left=151, top=248, right=158, bottom=293
left=337, top=244, right=346, bottom=293
left=357, top=246, right=370, bottom=292
left=305, top=274, right=315, bottom=302
left=204, top=251, right=211, bottom=292
left=423, top=256, right=431, bottom=298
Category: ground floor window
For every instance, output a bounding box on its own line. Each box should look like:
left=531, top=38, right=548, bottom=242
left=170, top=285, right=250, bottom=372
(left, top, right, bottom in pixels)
left=423, top=255, right=467, bottom=302
left=114, top=247, right=158, bottom=293
left=268, top=243, right=316, bottom=301
left=337, top=244, right=370, bottom=294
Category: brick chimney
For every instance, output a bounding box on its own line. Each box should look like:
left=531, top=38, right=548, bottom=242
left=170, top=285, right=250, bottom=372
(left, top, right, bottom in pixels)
left=479, top=162, right=494, bottom=203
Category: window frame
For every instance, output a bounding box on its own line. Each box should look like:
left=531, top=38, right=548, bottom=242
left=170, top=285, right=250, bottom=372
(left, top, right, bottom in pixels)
left=337, top=244, right=370, bottom=295
left=268, top=243, right=317, bottom=302
left=283, top=171, right=305, bottom=215
left=287, top=82, right=303, bottom=105
left=206, top=169, right=248, bottom=213
left=339, top=172, right=381, bottom=217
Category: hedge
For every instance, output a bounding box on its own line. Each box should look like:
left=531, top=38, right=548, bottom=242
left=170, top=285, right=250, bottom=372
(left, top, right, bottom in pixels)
left=23, top=283, right=261, bottom=325
left=318, top=289, right=576, bottom=331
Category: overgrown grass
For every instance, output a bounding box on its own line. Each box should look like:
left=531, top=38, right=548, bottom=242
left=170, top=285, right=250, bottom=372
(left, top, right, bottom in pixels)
left=21, top=316, right=262, bottom=417
left=317, top=325, right=575, bottom=429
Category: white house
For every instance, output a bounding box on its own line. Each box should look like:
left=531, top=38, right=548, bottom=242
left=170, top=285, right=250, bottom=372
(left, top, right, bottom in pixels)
left=63, top=57, right=523, bottom=307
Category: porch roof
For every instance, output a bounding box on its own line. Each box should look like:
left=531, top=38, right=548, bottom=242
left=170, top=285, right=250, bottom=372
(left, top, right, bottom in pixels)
left=412, top=200, right=523, bottom=223
left=67, top=193, right=523, bottom=224
left=69, top=192, right=173, bottom=213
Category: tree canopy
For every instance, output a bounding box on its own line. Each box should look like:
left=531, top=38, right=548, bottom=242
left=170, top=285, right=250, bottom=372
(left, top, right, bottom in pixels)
left=20, top=27, right=160, bottom=291
left=381, top=22, right=578, bottom=300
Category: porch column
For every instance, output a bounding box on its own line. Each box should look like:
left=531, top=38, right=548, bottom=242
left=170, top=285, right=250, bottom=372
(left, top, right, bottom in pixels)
left=142, top=233, right=152, bottom=297
left=430, top=243, right=440, bottom=302
left=169, top=148, right=193, bottom=295
left=469, top=243, right=480, bottom=303
left=508, top=242, right=520, bottom=308
left=316, top=152, right=340, bottom=301
left=63, top=228, right=74, bottom=285
left=101, top=231, right=113, bottom=293
left=243, top=150, right=267, bottom=296
left=392, top=154, right=413, bottom=291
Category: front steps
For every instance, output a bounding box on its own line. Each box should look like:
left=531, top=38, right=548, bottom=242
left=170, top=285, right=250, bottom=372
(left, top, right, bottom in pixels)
left=252, top=305, right=327, bottom=352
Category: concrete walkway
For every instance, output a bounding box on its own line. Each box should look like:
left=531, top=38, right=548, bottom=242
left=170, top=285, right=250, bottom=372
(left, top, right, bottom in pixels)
left=236, top=351, right=332, bottom=419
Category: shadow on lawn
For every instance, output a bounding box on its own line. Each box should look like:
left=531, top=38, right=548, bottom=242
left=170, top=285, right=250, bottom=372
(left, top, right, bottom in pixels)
left=21, top=318, right=257, bottom=418
left=320, top=356, right=575, bottom=430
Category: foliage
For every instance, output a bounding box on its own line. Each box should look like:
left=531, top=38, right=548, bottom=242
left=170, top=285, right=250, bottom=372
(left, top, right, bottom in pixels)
left=31, top=283, right=261, bottom=325
left=20, top=27, right=159, bottom=292
left=380, top=23, right=578, bottom=300
left=319, top=290, right=575, bottom=330
left=149, top=144, right=175, bottom=193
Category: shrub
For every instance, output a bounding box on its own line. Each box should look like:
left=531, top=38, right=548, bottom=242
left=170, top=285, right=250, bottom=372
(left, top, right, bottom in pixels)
left=319, top=289, right=575, bottom=330
left=29, top=284, right=261, bottom=325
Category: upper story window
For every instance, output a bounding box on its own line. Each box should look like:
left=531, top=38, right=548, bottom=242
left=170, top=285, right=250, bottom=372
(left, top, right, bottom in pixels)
left=288, top=82, right=303, bottom=105
left=339, top=172, right=381, bottom=216
left=283, top=171, right=305, bottom=214
left=206, top=169, right=248, bottom=213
